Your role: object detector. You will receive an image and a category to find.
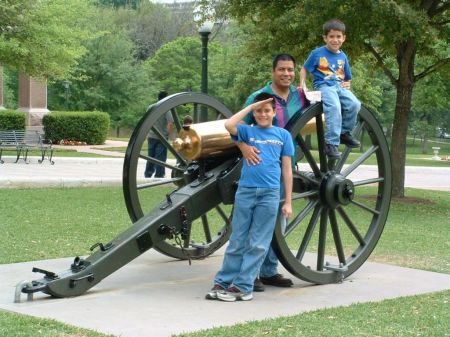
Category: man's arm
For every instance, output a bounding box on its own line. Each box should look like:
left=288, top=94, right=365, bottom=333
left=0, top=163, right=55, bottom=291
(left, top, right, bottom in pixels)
left=280, top=155, right=293, bottom=219
left=299, top=67, right=309, bottom=92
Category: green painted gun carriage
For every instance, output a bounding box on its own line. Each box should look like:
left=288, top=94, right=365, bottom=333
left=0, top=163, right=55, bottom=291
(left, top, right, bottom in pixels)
left=16, top=92, right=391, bottom=300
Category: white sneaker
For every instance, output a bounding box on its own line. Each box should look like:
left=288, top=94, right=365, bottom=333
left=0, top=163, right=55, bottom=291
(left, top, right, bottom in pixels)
left=205, top=284, right=225, bottom=300
left=217, top=286, right=253, bottom=302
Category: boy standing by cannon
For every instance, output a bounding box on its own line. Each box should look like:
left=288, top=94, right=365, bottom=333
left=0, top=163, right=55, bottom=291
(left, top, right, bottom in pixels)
left=300, top=19, right=361, bottom=159
left=206, top=93, right=294, bottom=302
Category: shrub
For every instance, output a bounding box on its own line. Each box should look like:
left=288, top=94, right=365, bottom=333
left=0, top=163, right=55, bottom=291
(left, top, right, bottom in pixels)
left=0, top=110, right=26, bottom=130
left=43, top=111, right=110, bottom=145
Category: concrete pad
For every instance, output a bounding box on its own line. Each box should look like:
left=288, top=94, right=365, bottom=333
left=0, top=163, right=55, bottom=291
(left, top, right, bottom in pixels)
left=1, top=249, right=449, bottom=337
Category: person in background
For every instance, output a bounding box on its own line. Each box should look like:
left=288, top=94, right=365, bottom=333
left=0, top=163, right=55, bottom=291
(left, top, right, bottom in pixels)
left=183, top=115, right=193, bottom=127
left=145, top=91, right=174, bottom=178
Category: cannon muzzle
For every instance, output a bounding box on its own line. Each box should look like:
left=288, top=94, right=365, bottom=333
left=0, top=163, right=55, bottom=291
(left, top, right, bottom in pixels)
left=172, top=120, right=237, bottom=161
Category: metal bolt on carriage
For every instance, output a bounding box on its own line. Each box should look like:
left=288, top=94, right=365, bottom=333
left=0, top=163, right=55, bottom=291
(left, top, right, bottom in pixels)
left=15, top=92, right=391, bottom=301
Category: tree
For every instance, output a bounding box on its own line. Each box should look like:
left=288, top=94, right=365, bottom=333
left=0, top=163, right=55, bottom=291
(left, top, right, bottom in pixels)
left=0, top=0, right=97, bottom=80
left=108, top=1, right=197, bottom=61
left=222, top=0, right=450, bottom=197
left=48, top=8, right=150, bottom=129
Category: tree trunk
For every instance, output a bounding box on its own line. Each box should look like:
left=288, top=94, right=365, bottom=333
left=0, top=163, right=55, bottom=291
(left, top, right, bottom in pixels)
left=391, top=40, right=416, bottom=197
left=422, top=137, right=428, bottom=154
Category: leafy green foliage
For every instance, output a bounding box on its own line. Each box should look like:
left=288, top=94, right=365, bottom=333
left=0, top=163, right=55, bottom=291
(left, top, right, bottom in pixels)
left=223, top=0, right=450, bottom=196
left=145, top=37, right=203, bottom=95
left=0, top=0, right=98, bottom=80
left=0, top=110, right=25, bottom=129
left=43, top=111, right=110, bottom=145
left=47, top=8, right=151, bottom=128
left=112, top=2, right=196, bottom=61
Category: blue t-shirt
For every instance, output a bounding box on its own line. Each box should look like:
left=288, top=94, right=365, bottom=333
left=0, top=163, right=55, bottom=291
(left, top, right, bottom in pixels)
left=236, top=124, right=294, bottom=189
left=303, top=46, right=352, bottom=88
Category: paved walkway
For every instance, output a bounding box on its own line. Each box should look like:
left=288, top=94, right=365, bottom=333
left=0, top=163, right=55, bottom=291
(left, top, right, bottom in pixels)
left=2, top=250, right=450, bottom=337
left=0, top=140, right=449, bottom=190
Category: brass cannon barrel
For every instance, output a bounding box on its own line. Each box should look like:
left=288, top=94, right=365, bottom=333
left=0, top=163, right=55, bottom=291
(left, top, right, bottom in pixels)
left=172, top=118, right=320, bottom=161
left=172, top=120, right=237, bottom=161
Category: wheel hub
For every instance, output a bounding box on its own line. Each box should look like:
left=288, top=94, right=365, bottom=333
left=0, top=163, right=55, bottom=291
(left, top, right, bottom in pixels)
left=319, top=172, right=355, bottom=208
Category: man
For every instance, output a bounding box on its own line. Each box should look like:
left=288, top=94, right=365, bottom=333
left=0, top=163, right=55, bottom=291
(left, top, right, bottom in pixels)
left=145, top=91, right=174, bottom=178
left=236, top=53, right=308, bottom=291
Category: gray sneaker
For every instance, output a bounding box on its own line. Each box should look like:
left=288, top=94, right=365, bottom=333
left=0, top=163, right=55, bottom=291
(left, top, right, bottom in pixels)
left=217, top=286, right=253, bottom=302
left=205, top=284, right=225, bottom=300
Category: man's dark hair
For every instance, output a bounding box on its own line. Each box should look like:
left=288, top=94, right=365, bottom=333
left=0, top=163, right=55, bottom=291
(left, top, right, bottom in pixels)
left=323, top=19, right=346, bottom=35
left=254, top=92, right=275, bottom=108
left=158, top=91, right=168, bottom=100
left=272, top=53, right=296, bottom=70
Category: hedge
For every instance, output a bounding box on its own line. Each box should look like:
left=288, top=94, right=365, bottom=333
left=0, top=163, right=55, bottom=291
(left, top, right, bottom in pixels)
left=43, top=111, right=110, bottom=145
left=0, top=110, right=26, bottom=130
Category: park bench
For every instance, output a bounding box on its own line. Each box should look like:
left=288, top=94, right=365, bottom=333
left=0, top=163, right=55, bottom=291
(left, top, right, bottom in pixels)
left=0, top=130, right=54, bottom=164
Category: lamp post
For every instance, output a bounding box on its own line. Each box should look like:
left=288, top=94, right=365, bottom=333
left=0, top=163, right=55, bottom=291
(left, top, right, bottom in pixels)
left=198, top=21, right=213, bottom=122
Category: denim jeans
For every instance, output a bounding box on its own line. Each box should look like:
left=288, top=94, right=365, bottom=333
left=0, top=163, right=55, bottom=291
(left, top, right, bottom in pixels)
left=318, top=84, right=361, bottom=145
left=259, top=184, right=287, bottom=278
left=215, top=186, right=280, bottom=293
left=145, top=138, right=167, bottom=178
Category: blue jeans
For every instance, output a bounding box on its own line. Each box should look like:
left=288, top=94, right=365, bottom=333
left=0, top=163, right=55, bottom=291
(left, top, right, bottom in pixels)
left=215, top=186, right=280, bottom=293
left=259, top=184, right=287, bottom=278
left=145, top=138, right=167, bottom=178
left=318, top=84, right=361, bottom=146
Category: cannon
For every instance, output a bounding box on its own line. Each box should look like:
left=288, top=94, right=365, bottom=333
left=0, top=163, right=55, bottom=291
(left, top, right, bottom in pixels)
left=16, top=92, right=391, bottom=300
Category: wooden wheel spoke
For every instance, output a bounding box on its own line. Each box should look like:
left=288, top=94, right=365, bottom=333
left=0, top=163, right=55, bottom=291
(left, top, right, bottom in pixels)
left=341, top=145, right=379, bottom=177
left=201, top=214, right=212, bottom=244
left=314, top=114, right=328, bottom=173
left=170, top=108, right=182, bottom=133
left=150, top=125, right=187, bottom=166
left=336, top=207, right=366, bottom=246
left=316, top=208, right=328, bottom=271
left=286, top=199, right=319, bottom=237
left=295, top=204, right=321, bottom=260
left=139, top=154, right=184, bottom=172
left=329, top=209, right=346, bottom=264
left=137, top=177, right=183, bottom=190
left=295, top=135, right=321, bottom=177
left=292, top=190, right=318, bottom=200
left=350, top=199, right=380, bottom=215
left=336, top=119, right=366, bottom=172
left=353, top=177, right=385, bottom=187
left=294, top=170, right=320, bottom=187
left=215, top=205, right=231, bottom=224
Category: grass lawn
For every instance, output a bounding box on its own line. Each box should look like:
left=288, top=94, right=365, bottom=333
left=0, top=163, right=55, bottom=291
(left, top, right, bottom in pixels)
left=0, top=187, right=449, bottom=336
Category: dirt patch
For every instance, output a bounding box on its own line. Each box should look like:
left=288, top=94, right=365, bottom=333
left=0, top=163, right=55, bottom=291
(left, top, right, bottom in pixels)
left=358, top=195, right=435, bottom=205
left=391, top=196, right=436, bottom=205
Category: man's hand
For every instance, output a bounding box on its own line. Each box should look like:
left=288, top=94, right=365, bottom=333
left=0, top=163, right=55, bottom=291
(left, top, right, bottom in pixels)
left=341, top=81, right=351, bottom=90
left=238, top=142, right=261, bottom=165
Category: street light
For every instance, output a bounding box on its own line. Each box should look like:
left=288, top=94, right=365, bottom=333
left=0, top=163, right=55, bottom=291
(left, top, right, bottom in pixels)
left=198, top=20, right=214, bottom=122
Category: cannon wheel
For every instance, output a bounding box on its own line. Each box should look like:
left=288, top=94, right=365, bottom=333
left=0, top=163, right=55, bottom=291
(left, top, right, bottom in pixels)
left=123, top=92, right=235, bottom=260
left=273, top=102, right=392, bottom=284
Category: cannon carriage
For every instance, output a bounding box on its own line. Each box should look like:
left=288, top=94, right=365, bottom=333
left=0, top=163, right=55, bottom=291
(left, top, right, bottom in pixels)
left=17, top=92, right=391, bottom=300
